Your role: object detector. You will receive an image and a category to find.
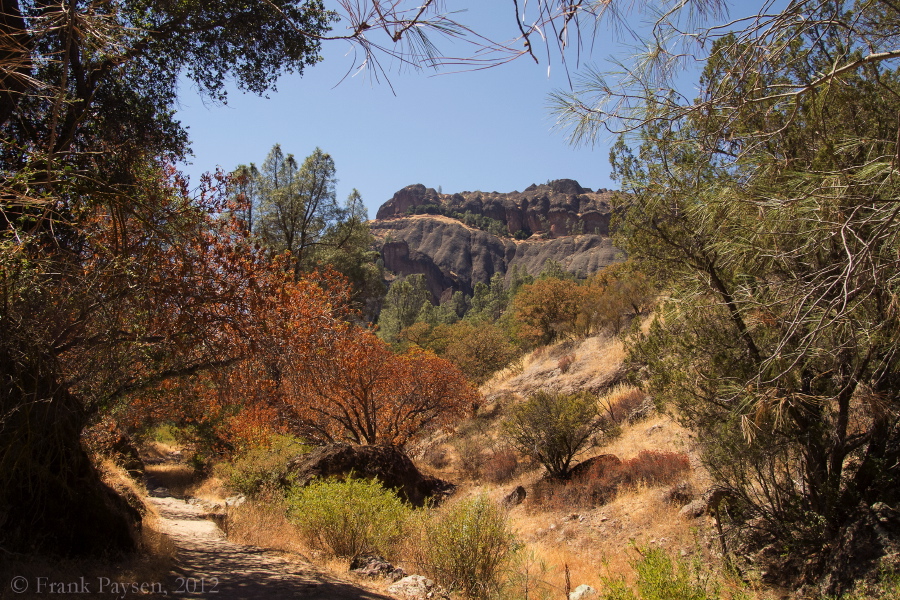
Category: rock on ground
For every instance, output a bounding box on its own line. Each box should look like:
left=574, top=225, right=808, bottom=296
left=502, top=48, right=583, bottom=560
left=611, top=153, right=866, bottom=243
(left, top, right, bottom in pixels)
left=387, top=575, right=450, bottom=600
left=569, top=584, right=597, bottom=600
left=281, top=443, right=454, bottom=507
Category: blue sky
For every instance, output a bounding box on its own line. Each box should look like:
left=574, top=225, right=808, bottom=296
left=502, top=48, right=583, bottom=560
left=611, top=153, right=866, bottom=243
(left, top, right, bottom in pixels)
left=174, top=3, right=687, bottom=217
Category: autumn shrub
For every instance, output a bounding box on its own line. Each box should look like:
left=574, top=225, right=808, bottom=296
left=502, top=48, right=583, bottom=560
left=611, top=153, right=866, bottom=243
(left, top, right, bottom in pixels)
left=529, top=451, right=691, bottom=510
left=286, top=477, right=413, bottom=560
left=619, top=451, right=690, bottom=487
left=215, top=434, right=307, bottom=497
left=480, top=449, right=520, bottom=484
left=599, top=384, right=649, bottom=425
left=557, top=353, right=575, bottom=373
left=412, top=494, right=520, bottom=599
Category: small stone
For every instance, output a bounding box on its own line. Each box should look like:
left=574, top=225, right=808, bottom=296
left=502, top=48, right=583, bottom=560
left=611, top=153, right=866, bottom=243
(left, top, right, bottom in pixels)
left=388, top=575, right=449, bottom=600
left=569, top=584, right=597, bottom=600
left=502, top=485, right=527, bottom=508
left=680, top=499, right=706, bottom=519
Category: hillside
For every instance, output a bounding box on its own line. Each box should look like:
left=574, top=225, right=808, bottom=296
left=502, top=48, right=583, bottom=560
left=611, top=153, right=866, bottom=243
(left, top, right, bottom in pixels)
left=371, top=180, right=623, bottom=302
left=406, top=331, right=724, bottom=598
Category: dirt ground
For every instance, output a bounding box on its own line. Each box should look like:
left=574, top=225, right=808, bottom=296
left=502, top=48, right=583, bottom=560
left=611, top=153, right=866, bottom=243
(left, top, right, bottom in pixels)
left=147, top=493, right=395, bottom=600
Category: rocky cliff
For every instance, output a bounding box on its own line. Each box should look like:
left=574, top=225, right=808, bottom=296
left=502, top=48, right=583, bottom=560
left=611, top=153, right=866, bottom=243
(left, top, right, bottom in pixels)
left=371, top=180, right=623, bottom=303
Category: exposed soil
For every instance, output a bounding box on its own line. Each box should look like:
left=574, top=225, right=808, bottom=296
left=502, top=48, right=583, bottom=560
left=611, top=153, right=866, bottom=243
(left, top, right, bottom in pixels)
left=147, top=493, right=396, bottom=600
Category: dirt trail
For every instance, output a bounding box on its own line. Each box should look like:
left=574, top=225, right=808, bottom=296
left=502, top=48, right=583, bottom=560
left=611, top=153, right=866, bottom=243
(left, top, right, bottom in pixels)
left=147, top=494, right=396, bottom=600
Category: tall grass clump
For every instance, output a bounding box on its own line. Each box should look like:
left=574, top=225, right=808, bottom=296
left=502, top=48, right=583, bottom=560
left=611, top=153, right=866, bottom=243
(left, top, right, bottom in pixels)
left=599, top=547, right=747, bottom=600
left=287, top=477, right=413, bottom=559
left=413, top=494, right=519, bottom=599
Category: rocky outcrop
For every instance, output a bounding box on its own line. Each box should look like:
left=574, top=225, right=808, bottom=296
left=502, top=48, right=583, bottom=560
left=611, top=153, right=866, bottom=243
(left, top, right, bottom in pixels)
left=350, top=553, right=407, bottom=581
left=371, top=180, right=622, bottom=302
left=281, top=443, right=454, bottom=508
left=372, top=217, right=620, bottom=303
left=376, top=180, right=614, bottom=239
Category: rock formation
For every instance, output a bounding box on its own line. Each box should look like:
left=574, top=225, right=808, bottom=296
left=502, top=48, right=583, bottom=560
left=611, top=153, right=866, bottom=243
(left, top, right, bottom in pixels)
left=281, top=443, right=454, bottom=508
left=371, top=180, right=623, bottom=302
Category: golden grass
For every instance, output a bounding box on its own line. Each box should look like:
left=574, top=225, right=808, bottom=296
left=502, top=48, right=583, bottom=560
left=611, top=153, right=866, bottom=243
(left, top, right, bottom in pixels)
left=484, top=334, right=627, bottom=402
left=441, top=334, right=726, bottom=597
left=225, top=495, right=307, bottom=554
left=143, top=463, right=198, bottom=498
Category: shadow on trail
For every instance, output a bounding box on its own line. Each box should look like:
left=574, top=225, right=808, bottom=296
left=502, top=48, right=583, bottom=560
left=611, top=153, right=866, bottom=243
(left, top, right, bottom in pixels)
left=149, top=491, right=395, bottom=600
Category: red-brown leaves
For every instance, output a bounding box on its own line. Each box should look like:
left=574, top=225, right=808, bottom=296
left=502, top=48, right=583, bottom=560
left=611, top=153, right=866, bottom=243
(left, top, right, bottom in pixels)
left=53, top=164, right=472, bottom=453
left=282, top=328, right=476, bottom=447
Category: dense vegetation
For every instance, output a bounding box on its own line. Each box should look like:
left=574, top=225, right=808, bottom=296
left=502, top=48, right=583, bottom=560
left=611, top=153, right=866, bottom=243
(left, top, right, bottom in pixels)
left=0, top=0, right=474, bottom=556
left=4, top=0, right=900, bottom=597
left=374, top=262, right=652, bottom=386
left=551, top=0, right=900, bottom=594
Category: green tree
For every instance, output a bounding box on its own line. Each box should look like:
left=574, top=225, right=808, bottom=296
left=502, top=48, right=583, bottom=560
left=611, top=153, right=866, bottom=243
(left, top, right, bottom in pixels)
left=502, top=390, right=601, bottom=479
left=466, top=273, right=509, bottom=323
left=560, top=3, right=900, bottom=590
left=377, top=274, right=431, bottom=342
left=256, top=145, right=342, bottom=277
left=231, top=163, right=262, bottom=234
left=312, top=190, right=385, bottom=320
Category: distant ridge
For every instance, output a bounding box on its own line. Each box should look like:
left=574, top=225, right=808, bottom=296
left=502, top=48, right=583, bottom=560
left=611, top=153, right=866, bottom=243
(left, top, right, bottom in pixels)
left=370, top=180, right=623, bottom=303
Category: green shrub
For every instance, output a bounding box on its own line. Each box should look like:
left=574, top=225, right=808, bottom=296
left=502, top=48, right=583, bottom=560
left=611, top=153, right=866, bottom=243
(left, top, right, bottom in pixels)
left=215, top=434, right=307, bottom=497
left=599, top=548, right=748, bottom=600
left=413, top=494, right=519, bottom=599
left=287, top=477, right=413, bottom=559
left=502, top=390, right=601, bottom=478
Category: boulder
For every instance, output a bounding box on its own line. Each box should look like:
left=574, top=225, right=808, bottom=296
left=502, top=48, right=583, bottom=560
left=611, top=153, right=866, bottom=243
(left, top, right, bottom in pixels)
left=569, top=584, right=597, bottom=600
left=679, top=499, right=706, bottom=519
left=568, top=454, right=622, bottom=481
left=349, top=553, right=406, bottom=582
left=660, top=481, right=695, bottom=507
left=502, top=485, right=527, bottom=508
left=281, top=443, right=454, bottom=507
left=387, top=575, right=450, bottom=600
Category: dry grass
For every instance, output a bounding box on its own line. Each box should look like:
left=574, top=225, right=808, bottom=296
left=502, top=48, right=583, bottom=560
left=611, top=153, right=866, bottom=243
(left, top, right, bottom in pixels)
left=144, top=463, right=198, bottom=498
left=483, top=334, right=627, bottom=401
left=189, top=475, right=230, bottom=504
left=220, top=496, right=401, bottom=598
left=225, top=495, right=308, bottom=553
left=422, top=330, right=725, bottom=598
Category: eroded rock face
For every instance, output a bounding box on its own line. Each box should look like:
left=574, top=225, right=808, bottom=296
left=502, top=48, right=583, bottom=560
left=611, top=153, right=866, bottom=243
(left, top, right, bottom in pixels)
left=371, top=180, right=622, bottom=302
left=373, top=218, right=619, bottom=302
left=375, top=180, right=613, bottom=239
left=281, top=443, right=454, bottom=508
